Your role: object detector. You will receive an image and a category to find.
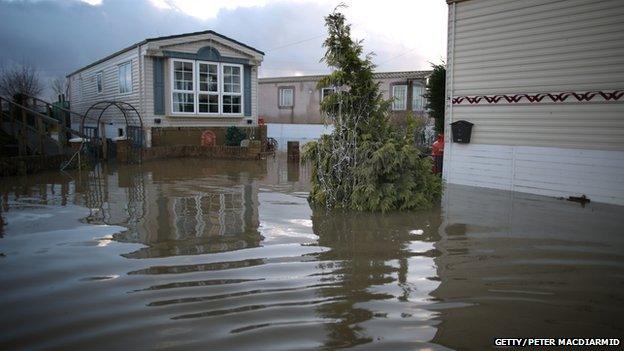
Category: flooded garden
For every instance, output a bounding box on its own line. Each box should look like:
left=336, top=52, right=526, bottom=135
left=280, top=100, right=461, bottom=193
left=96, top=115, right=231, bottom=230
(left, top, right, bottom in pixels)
left=1, top=155, right=623, bottom=350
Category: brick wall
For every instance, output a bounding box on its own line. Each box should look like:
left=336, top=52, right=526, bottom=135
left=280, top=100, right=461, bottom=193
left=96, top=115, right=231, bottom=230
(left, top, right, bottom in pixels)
left=141, top=144, right=262, bottom=162
left=151, top=125, right=267, bottom=148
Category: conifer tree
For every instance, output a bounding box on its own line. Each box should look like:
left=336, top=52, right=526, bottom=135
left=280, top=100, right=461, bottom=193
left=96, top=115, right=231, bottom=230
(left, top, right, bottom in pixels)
left=303, top=7, right=442, bottom=212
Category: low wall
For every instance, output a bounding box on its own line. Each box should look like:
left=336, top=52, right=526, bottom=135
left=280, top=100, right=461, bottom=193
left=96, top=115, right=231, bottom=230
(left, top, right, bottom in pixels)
left=151, top=125, right=267, bottom=148
left=0, top=154, right=70, bottom=177
left=141, top=144, right=262, bottom=162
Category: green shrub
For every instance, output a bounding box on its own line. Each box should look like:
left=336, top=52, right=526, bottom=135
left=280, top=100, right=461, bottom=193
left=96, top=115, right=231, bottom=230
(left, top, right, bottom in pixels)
left=225, top=126, right=246, bottom=146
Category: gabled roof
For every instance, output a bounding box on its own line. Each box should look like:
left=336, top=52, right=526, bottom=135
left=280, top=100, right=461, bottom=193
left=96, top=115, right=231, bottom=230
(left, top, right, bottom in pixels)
left=67, top=30, right=264, bottom=77
left=259, top=70, right=432, bottom=84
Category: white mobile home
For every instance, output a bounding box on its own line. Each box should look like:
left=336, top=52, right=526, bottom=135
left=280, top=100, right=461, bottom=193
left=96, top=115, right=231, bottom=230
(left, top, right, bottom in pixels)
left=444, top=0, right=624, bottom=205
left=67, top=30, right=264, bottom=146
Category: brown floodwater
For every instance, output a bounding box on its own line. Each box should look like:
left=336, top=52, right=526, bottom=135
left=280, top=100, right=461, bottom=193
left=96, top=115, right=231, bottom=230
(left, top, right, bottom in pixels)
left=0, top=155, right=623, bottom=350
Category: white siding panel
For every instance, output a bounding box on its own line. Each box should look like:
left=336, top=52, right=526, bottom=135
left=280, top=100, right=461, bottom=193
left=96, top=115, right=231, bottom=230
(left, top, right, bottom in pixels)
left=452, top=0, right=624, bottom=95
left=68, top=48, right=141, bottom=130
left=161, top=39, right=250, bottom=59
left=149, top=33, right=262, bottom=61
left=446, top=143, right=624, bottom=205
left=451, top=103, right=624, bottom=150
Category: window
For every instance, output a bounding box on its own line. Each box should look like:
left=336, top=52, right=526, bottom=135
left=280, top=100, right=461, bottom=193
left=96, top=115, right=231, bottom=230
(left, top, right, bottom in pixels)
left=320, top=87, right=335, bottom=102
left=118, top=61, right=132, bottom=94
left=170, top=59, right=243, bottom=115
left=96, top=72, right=103, bottom=94
left=172, top=60, right=195, bottom=113
left=392, top=85, right=407, bottom=110
left=278, top=87, right=294, bottom=107
left=198, top=62, right=219, bottom=113
left=412, top=84, right=424, bottom=111
left=222, top=64, right=242, bottom=114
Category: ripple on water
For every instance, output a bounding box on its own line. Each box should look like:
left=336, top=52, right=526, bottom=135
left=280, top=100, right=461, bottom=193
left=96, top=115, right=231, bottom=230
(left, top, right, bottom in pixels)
left=0, top=158, right=623, bottom=351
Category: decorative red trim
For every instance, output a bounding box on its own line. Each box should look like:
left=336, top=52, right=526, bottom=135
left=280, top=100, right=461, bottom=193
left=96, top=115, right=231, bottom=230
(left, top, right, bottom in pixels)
left=452, top=90, right=624, bottom=105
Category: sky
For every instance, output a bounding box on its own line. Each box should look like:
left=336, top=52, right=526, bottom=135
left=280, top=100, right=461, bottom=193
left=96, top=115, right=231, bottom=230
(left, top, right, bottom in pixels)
left=0, top=0, right=447, bottom=96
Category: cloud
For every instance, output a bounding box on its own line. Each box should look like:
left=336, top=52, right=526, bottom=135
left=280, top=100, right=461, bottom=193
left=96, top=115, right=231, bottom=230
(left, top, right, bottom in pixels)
left=0, top=0, right=447, bottom=97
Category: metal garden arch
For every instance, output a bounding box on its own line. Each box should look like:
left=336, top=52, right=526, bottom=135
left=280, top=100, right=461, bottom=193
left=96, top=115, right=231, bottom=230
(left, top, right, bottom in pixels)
left=81, top=101, right=145, bottom=162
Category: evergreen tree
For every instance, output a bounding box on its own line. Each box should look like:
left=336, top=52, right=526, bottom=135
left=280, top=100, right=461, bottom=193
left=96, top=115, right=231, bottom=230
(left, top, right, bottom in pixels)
left=424, top=63, right=446, bottom=135
left=303, top=7, right=442, bottom=212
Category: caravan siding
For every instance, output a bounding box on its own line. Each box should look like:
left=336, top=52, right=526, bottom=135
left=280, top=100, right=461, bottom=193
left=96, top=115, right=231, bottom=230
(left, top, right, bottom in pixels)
left=68, top=48, right=142, bottom=138
left=444, top=0, right=624, bottom=205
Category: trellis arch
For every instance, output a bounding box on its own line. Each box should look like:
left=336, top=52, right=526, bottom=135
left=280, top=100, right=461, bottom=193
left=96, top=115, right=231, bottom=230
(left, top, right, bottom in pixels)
left=81, top=101, right=145, bottom=162
left=82, top=101, right=144, bottom=144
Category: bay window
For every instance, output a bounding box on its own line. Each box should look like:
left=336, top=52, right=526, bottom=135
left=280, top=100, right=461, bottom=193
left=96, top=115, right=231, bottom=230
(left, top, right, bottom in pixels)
left=170, top=58, right=244, bottom=116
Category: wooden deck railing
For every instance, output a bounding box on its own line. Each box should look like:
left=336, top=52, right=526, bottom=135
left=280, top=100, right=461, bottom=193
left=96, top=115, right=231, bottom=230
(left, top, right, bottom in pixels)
left=0, top=95, right=86, bottom=156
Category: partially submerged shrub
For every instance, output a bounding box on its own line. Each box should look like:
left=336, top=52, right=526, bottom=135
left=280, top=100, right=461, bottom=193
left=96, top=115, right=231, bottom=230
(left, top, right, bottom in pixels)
left=303, top=8, right=442, bottom=212
left=225, top=126, right=246, bottom=146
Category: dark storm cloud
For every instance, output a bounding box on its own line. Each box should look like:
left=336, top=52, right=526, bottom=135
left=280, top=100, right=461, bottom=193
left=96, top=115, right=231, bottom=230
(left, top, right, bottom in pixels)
left=0, top=0, right=330, bottom=85
left=0, top=0, right=433, bottom=98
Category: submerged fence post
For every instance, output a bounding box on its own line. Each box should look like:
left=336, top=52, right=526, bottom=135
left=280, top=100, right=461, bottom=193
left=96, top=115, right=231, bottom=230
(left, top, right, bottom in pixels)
left=37, top=116, right=45, bottom=156
left=287, top=141, right=300, bottom=160
left=20, top=105, right=27, bottom=156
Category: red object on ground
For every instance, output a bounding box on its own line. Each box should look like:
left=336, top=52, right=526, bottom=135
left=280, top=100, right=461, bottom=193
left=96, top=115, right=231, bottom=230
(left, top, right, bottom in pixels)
left=432, top=134, right=444, bottom=156
left=200, top=130, right=216, bottom=147
left=431, top=134, right=444, bottom=174
left=258, top=117, right=265, bottom=125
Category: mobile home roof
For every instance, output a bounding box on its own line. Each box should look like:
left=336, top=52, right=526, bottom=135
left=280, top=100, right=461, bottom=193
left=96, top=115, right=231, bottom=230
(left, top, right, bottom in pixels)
left=67, top=29, right=264, bottom=77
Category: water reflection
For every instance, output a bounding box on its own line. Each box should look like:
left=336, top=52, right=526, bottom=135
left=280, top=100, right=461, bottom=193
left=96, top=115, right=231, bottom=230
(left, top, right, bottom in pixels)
left=0, top=155, right=623, bottom=350
left=311, top=209, right=443, bottom=349
left=76, top=159, right=266, bottom=259
left=431, top=186, right=624, bottom=350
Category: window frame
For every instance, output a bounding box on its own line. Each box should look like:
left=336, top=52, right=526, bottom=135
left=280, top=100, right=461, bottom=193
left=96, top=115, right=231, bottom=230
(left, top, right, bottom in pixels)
left=95, top=71, right=103, bottom=94
left=118, top=61, right=133, bottom=94
left=170, top=58, right=196, bottom=115
left=221, top=63, right=244, bottom=116
left=411, top=83, right=425, bottom=111
left=278, top=86, right=295, bottom=108
left=392, top=84, right=407, bottom=111
left=196, top=61, right=220, bottom=116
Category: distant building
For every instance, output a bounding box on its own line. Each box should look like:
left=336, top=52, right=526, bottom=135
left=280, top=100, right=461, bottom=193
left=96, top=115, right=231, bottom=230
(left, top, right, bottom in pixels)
left=259, top=71, right=431, bottom=149
left=444, top=0, right=624, bottom=205
left=258, top=71, right=431, bottom=124
left=66, top=30, right=264, bottom=147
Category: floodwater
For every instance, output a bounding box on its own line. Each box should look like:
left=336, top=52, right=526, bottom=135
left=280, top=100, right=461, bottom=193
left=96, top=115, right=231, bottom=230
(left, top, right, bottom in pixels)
left=0, top=155, right=623, bottom=350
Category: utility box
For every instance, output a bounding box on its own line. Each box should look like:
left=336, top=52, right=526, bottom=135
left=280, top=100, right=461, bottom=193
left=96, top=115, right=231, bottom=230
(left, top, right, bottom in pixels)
left=451, top=120, right=474, bottom=143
